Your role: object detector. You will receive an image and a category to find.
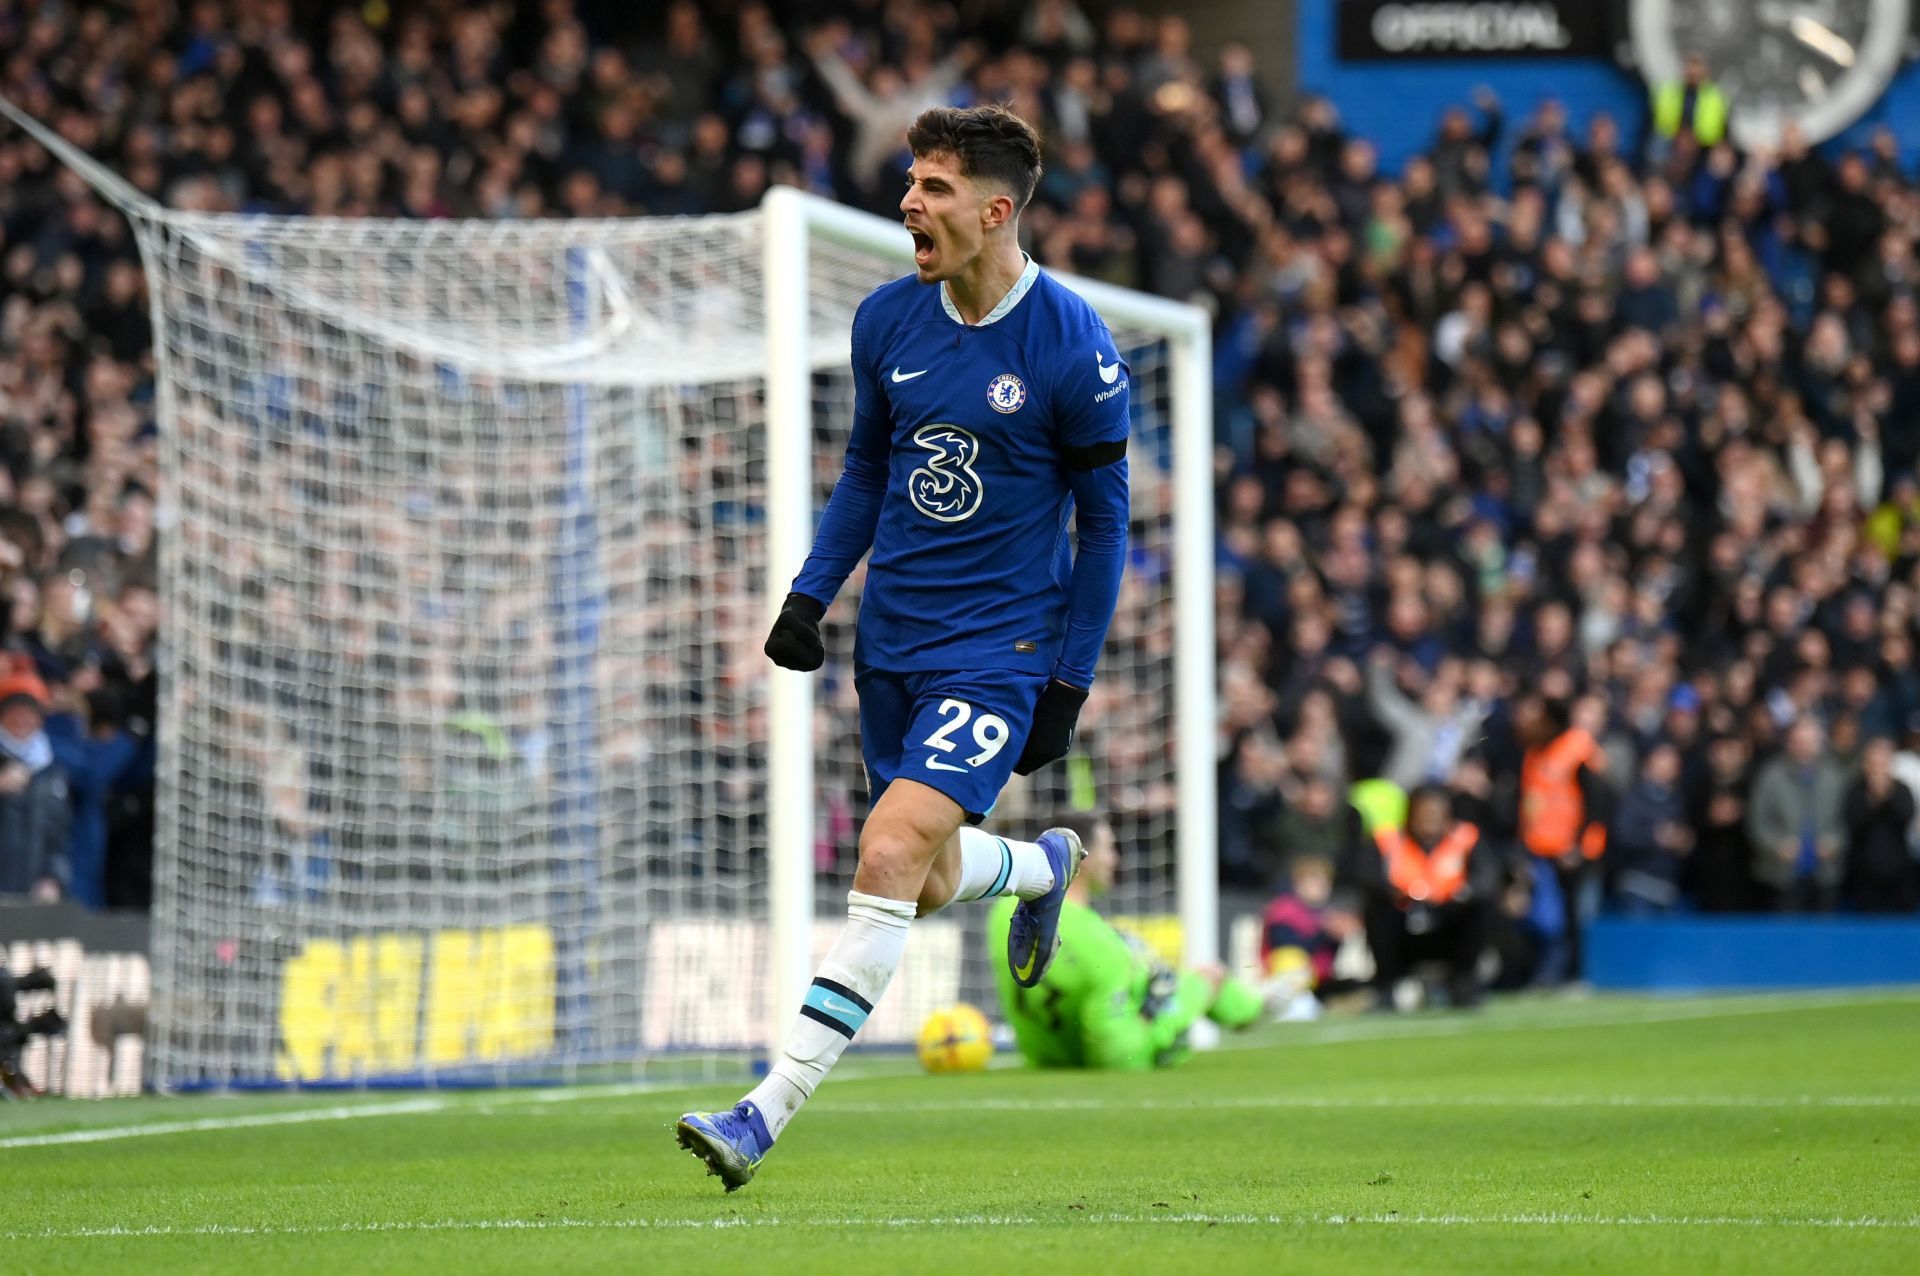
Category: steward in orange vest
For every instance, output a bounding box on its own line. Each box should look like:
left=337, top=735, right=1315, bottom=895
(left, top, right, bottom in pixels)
left=1356, top=785, right=1492, bottom=1009
left=1375, top=821, right=1478, bottom=905
left=1515, top=694, right=1612, bottom=983
left=1520, top=723, right=1608, bottom=862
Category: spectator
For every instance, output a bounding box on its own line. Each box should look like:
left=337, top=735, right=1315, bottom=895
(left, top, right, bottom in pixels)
left=1843, top=737, right=1919, bottom=912
left=0, top=667, right=71, bottom=900
left=1746, top=717, right=1850, bottom=913
left=1893, top=731, right=1920, bottom=848
left=1270, top=773, right=1355, bottom=876
left=1686, top=734, right=1757, bottom=912
left=45, top=674, right=147, bottom=910
left=1364, top=648, right=1488, bottom=793
left=1259, top=852, right=1347, bottom=999
left=1607, top=742, right=1693, bottom=914
left=1209, top=43, right=1268, bottom=148
left=1649, top=52, right=1728, bottom=154
left=806, top=27, right=970, bottom=209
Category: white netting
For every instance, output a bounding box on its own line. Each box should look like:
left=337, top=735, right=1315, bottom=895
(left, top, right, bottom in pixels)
left=136, top=205, right=1180, bottom=1088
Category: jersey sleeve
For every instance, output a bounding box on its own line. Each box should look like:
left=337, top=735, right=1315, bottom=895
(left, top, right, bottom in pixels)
left=1050, top=323, right=1131, bottom=689
left=1053, top=322, right=1132, bottom=457
left=790, top=298, right=892, bottom=606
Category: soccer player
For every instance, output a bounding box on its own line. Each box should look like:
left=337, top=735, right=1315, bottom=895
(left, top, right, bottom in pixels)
left=677, top=105, right=1133, bottom=1190
left=986, top=813, right=1264, bottom=1071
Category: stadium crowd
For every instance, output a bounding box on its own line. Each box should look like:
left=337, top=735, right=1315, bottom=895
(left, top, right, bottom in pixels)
left=0, top=0, right=1918, bottom=954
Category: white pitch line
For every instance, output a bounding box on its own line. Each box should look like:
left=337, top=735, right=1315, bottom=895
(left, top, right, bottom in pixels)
left=0, top=1099, right=450, bottom=1149
left=1312, top=1212, right=1920, bottom=1230
left=809, top=1094, right=1920, bottom=1114
left=6, top=1211, right=1919, bottom=1242
left=0, top=1082, right=675, bottom=1151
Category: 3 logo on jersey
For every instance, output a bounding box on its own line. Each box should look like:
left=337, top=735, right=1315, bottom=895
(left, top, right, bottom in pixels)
left=909, top=423, right=985, bottom=522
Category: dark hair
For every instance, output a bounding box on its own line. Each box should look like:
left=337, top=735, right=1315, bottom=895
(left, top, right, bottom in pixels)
left=907, top=105, right=1044, bottom=212
left=1539, top=696, right=1572, bottom=734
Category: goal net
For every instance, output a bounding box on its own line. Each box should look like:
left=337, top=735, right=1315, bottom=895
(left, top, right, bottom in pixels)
left=50, top=143, right=1210, bottom=1086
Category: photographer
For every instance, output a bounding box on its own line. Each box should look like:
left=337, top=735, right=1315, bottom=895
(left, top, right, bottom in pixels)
left=0, top=963, right=65, bottom=1096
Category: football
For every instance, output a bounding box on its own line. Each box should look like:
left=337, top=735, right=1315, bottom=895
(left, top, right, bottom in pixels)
left=916, top=1004, right=995, bottom=1074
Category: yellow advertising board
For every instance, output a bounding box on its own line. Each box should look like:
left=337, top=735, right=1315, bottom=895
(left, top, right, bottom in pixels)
left=277, top=924, right=554, bottom=1080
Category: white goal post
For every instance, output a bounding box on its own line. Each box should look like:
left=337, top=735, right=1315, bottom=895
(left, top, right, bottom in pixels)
left=759, top=188, right=1217, bottom=1048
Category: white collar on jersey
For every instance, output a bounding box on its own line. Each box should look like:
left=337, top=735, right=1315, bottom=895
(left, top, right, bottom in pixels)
left=939, top=252, right=1039, bottom=327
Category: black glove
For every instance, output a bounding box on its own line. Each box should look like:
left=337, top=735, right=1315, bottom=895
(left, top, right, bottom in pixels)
left=1014, top=679, right=1089, bottom=775
left=1138, top=963, right=1180, bottom=1022
left=763, top=592, right=827, bottom=671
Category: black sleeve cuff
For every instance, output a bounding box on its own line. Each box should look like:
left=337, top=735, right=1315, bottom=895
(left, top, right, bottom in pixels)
left=783, top=592, right=826, bottom=624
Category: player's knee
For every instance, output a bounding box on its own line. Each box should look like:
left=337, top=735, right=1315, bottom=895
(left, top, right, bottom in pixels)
left=856, top=826, right=934, bottom=879
left=860, top=825, right=917, bottom=874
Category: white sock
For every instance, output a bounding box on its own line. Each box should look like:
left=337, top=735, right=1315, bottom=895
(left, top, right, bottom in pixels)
left=949, top=826, right=1057, bottom=903
left=742, top=890, right=916, bottom=1140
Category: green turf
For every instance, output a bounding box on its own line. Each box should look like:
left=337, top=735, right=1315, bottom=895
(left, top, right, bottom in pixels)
left=5, top=991, right=1919, bottom=1274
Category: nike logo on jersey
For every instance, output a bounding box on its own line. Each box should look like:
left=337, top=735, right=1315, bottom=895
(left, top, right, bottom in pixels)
left=1095, top=350, right=1121, bottom=385
left=891, top=367, right=930, bottom=382
left=925, top=758, right=970, bottom=773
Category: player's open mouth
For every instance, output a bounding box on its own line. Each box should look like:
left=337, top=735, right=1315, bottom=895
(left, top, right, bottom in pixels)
left=909, top=228, right=935, bottom=266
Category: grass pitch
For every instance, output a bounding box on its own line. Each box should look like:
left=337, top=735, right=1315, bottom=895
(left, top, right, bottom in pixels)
left=4, top=991, right=1918, bottom=1274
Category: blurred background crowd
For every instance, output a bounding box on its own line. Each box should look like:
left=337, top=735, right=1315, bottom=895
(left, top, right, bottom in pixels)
left=1, top=0, right=1917, bottom=964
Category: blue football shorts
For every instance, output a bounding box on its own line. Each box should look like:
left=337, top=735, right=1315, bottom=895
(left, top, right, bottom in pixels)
left=854, top=666, right=1052, bottom=823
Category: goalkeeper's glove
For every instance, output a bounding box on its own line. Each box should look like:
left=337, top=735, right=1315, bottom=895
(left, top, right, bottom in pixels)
left=1014, top=679, right=1088, bottom=775
left=1140, top=969, right=1191, bottom=1068
left=1138, top=964, right=1180, bottom=1022
left=764, top=592, right=826, bottom=671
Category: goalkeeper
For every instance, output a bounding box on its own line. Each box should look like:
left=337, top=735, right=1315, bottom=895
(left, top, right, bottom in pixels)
left=987, top=813, right=1263, bottom=1069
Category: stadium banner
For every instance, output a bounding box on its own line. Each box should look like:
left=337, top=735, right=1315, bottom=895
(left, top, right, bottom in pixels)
left=1336, top=1, right=1610, bottom=60
left=276, top=923, right=556, bottom=1080
left=4, top=936, right=149, bottom=1099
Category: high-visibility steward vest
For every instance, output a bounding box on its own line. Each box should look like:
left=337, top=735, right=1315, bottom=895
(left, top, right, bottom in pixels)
left=1521, top=727, right=1605, bottom=859
left=1375, top=822, right=1478, bottom=905
left=1350, top=777, right=1408, bottom=834
left=1652, top=80, right=1729, bottom=146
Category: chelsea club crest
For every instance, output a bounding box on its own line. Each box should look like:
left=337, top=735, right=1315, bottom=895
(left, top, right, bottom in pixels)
left=986, top=373, right=1026, bottom=414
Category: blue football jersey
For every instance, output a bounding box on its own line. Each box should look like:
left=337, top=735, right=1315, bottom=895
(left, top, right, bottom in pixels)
left=792, top=256, right=1131, bottom=687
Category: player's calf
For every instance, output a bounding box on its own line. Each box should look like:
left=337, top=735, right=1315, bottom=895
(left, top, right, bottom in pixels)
left=679, top=888, right=917, bottom=1191
left=944, top=827, right=1066, bottom=907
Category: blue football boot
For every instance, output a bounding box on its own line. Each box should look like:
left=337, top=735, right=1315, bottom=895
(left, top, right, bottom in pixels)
left=675, top=1100, right=774, bottom=1192
left=1006, top=827, right=1087, bottom=987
